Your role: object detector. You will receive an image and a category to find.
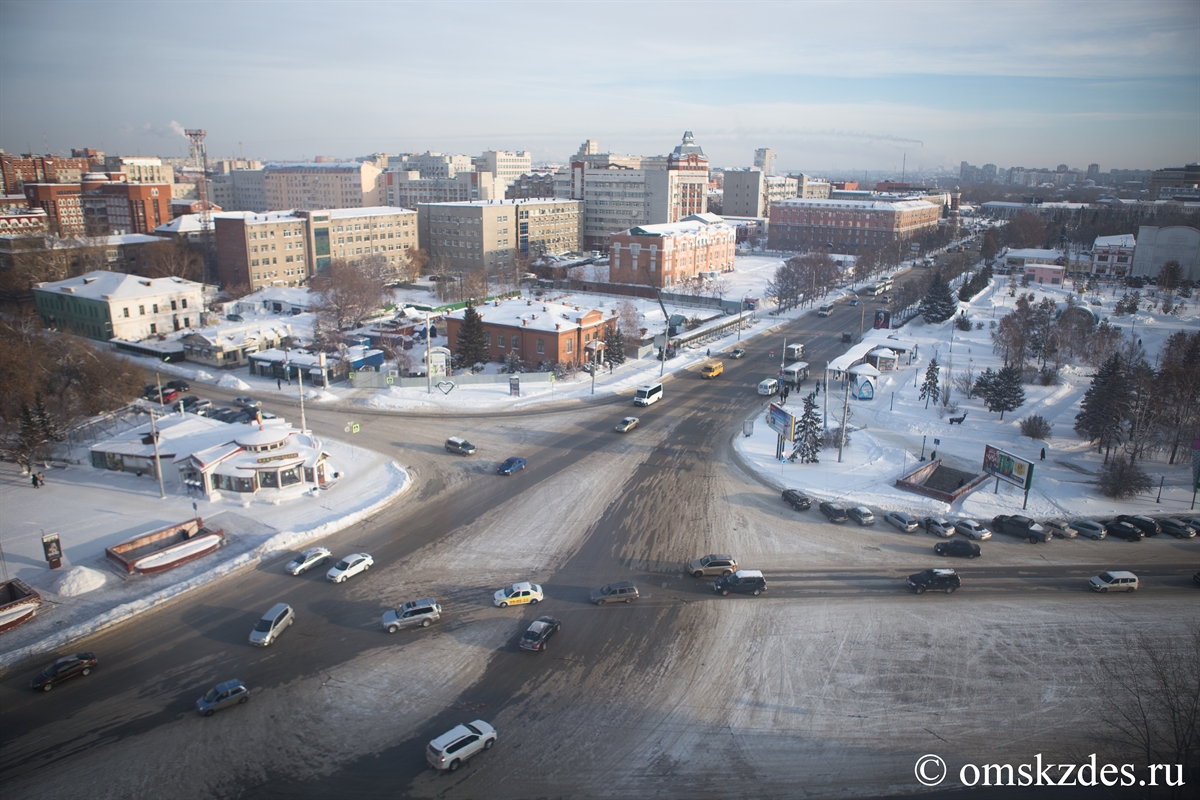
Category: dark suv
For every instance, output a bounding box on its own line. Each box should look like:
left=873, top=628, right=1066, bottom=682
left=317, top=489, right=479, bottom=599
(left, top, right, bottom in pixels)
left=1115, top=515, right=1160, bottom=537
left=819, top=502, right=849, bottom=523
left=906, top=569, right=961, bottom=594
left=782, top=489, right=811, bottom=511
left=713, top=569, right=766, bottom=596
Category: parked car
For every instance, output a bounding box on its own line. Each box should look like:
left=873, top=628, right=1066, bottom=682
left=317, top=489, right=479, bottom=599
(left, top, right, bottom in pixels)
left=444, top=437, right=476, bottom=456
left=1089, top=571, right=1139, bottom=593
left=935, top=540, right=981, bottom=559
left=326, top=553, right=374, bottom=583
left=497, top=457, right=527, bottom=475
left=923, top=517, right=955, bottom=537
left=175, top=395, right=199, bottom=409
left=248, top=603, right=294, bottom=646
left=591, top=581, right=639, bottom=605
left=782, top=489, right=812, bottom=511
left=1160, top=518, right=1197, bottom=539
left=1043, top=519, right=1077, bottom=539
left=819, top=502, right=849, bottom=523
left=285, top=547, right=332, bottom=575
left=728, top=348, right=746, bottom=359
left=196, top=679, right=249, bottom=716
left=992, top=514, right=1052, bottom=543
left=30, top=652, right=97, bottom=692
left=166, top=379, right=190, bottom=392
left=157, top=388, right=180, bottom=404
left=687, top=554, right=737, bottom=578
left=187, top=398, right=213, bottom=413
left=1115, top=515, right=1160, bottom=537
left=1180, top=517, right=1200, bottom=534
left=493, top=581, right=543, bottom=607
left=883, top=511, right=919, bottom=533
left=233, top=396, right=260, bottom=409
left=383, top=598, right=442, bottom=633
left=954, top=519, right=992, bottom=541
left=614, top=417, right=639, bottom=433
left=713, top=569, right=767, bottom=596
left=426, top=720, right=497, bottom=772
left=906, top=568, right=961, bottom=594
left=848, top=506, right=875, bottom=525
left=1072, top=519, right=1107, bottom=540
left=1106, top=521, right=1144, bottom=542
left=210, top=407, right=237, bottom=421
left=519, top=616, right=561, bottom=651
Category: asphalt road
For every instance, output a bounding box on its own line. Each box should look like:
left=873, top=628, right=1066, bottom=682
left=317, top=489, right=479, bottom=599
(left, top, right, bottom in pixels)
left=2, top=280, right=1196, bottom=799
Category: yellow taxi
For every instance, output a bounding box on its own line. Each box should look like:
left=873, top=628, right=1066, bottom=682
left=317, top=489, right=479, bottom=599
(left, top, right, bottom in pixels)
left=493, top=582, right=544, bottom=607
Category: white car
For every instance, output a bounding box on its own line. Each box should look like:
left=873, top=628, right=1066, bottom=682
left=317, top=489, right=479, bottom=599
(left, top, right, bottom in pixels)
left=954, top=520, right=993, bottom=541
left=923, top=517, right=955, bottom=537
left=285, top=547, right=331, bottom=575
left=493, top=581, right=543, bottom=607
left=426, top=720, right=497, bottom=771
left=326, top=553, right=374, bottom=583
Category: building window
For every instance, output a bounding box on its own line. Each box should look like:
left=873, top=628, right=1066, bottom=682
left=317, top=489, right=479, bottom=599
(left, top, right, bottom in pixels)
left=139, top=305, right=145, bottom=315
left=566, top=340, right=572, bottom=354
left=498, top=333, right=506, bottom=348
left=536, top=338, right=544, bottom=354
left=181, top=299, right=188, bottom=308
left=485, top=331, right=491, bottom=347
left=122, top=307, right=129, bottom=318
left=149, top=323, right=157, bottom=334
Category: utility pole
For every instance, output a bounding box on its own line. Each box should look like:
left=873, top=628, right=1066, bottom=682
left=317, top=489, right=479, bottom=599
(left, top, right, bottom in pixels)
left=298, top=367, right=308, bottom=433
left=837, top=373, right=850, bottom=463
left=148, top=408, right=166, bottom=499
left=425, top=311, right=432, bottom=394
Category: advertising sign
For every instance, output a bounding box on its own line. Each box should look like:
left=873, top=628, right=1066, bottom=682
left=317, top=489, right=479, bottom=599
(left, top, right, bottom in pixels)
left=982, top=444, right=1034, bottom=490
left=429, top=348, right=450, bottom=377
left=42, top=532, right=62, bottom=568
left=509, top=377, right=520, bottom=397
left=874, top=309, right=891, bottom=329
left=766, top=403, right=798, bottom=442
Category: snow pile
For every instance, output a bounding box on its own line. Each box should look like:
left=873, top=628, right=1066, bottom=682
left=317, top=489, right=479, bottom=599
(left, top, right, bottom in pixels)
left=53, top=566, right=107, bottom=597
left=217, top=375, right=251, bottom=390
left=304, top=389, right=338, bottom=402
left=193, top=370, right=215, bottom=382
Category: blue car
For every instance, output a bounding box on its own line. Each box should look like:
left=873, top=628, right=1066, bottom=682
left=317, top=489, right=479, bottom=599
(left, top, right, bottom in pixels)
left=498, top=457, right=527, bottom=475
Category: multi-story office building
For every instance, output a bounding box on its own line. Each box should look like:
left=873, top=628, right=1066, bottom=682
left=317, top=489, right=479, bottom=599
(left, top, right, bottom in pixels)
left=608, top=214, right=736, bottom=288
left=791, top=173, right=832, bottom=199
left=555, top=133, right=710, bottom=251
left=262, top=162, right=383, bottom=211
left=767, top=197, right=939, bottom=251
left=23, top=183, right=85, bottom=237
left=103, top=156, right=174, bottom=186
left=0, top=208, right=48, bottom=236
left=754, top=148, right=776, bottom=176
left=384, top=170, right=504, bottom=206
left=32, top=270, right=204, bottom=341
left=230, top=169, right=267, bottom=212
left=315, top=206, right=418, bottom=273
left=79, top=174, right=171, bottom=235
left=478, top=151, right=533, bottom=185
left=722, top=169, right=798, bottom=217
left=1, top=153, right=94, bottom=195
left=1131, top=225, right=1200, bottom=282
left=506, top=172, right=557, bottom=199
left=391, top=152, right=473, bottom=179
left=1147, top=163, right=1200, bottom=199
left=418, top=198, right=582, bottom=272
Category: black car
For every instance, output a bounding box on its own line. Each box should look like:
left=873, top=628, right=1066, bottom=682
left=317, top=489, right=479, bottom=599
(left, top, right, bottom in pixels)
left=176, top=395, right=200, bottom=409
left=935, top=540, right=981, bottom=559
left=1107, top=521, right=1144, bottom=542
left=519, top=616, right=560, bottom=652
left=31, top=652, right=98, bottom=691
left=819, top=502, right=849, bottom=523
left=1160, top=518, right=1197, bottom=539
left=713, top=569, right=766, bottom=597
left=166, top=379, right=191, bottom=392
left=906, top=569, right=961, bottom=594
left=782, top=489, right=811, bottom=511
left=1115, top=515, right=1160, bottom=537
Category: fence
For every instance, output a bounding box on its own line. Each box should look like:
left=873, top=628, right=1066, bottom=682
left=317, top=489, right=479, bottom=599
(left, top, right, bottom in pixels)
left=66, top=405, right=148, bottom=448
left=351, top=370, right=554, bottom=389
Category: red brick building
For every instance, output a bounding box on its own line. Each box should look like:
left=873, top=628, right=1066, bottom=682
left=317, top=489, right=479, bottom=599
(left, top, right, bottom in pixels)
left=23, top=184, right=84, bottom=237
left=80, top=177, right=171, bottom=235
left=444, top=298, right=617, bottom=368
left=1, top=153, right=94, bottom=195
left=608, top=214, right=735, bottom=288
left=767, top=197, right=940, bottom=251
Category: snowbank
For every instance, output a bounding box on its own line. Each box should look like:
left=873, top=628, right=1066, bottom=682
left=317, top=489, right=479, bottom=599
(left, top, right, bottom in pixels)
left=217, top=375, right=251, bottom=390
left=52, top=566, right=107, bottom=597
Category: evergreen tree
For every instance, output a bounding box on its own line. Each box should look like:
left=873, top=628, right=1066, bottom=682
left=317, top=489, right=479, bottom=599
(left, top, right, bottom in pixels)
left=920, top=272, right=957, bottom=323
left=973, top=368, right=998, bottom=405
left=986, top=364, right=1025, bottom=420
left=504, top=351, right=524, bottom=374
left=1074, top=354, right=1130, bottom=462
left=605, top=325, right=626, bottom=365
left=454, top=303, right=488, bottom=368
left=13, top=395, right=64, bottom=472
left=919, top=357, right=940, bottom=409
left=791, top=391, right=823, bottom=464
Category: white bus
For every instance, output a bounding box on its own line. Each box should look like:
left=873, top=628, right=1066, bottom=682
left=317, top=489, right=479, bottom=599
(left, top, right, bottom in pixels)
left=786, top=343, right=805, bottom=360
left=633, top=383, right=664, bottom=406
left=782, top=362, right=810, bottom=386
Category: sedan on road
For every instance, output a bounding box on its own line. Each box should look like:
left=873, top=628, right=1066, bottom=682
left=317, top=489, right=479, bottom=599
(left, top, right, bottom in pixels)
left=196, top=679, right=249, bottom=717
left=233, top=396, right=261, bottom=409
left=497, top=457, right=527, bottom=475
left=494, top=581, right=543, bottom=607
left=1072, top=519, right=1107, bottom=540
left=615, top=417, right=639, bottom=433
left=782, top=489, right=812, bottom=511
left=935, top=540, right=981, bottom=559
left=884, top=511, right=920, bottom=533
left=923, top=517, right=955, bottom=537
left=1160, top=518, right=1197, bottom=539
left=326, top=553, right=374, bottom=582
left=285, top=547, right=331, bottom=575
left=519, top=616, right=561, bottom=651
left=729, top=348, right=746, bottom=359
left=954, top=519, right=992, bottom=541
left=30, top=653, right=97, bottom=692
left=1116, top=515, right=1160, bottom=537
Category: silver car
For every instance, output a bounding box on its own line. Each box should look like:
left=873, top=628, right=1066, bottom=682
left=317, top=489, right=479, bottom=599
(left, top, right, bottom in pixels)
left=1044, top=519, right=1077, bottom=539
left=1072, top=519, right=1107, bottom=540
left=285, top=547, right=331, bottom=575
left=883, top=511, right=919, bottom=533
left=923, top=517, right=954, bottom=537
left=687, top=554, right=737, bottom=578
left=382, top=598, right=442, bottom=633
left=954, top=519, right=992, bottom=541
left=249, top=602, right=294, bottom=646
left=196, top=679, right=249, bottom=717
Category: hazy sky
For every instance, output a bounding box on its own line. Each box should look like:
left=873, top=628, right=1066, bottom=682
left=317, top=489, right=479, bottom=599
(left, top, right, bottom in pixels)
left=2, top=0, right=1197, bottom=174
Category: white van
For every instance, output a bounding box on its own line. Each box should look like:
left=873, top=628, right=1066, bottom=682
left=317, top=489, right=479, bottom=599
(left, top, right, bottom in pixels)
left=634, top=383, right=663, bottom=406
left=817, top=305, right=834, bottom=317
left=782, top=362, right=810, bottom=385
left=757, top=378, right=780, bottom=396
left=785, top=343, right=805, bottom=361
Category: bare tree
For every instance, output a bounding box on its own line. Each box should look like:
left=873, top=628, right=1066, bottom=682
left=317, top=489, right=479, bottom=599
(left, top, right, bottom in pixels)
left=310, top=258, right=389, bottom=330
left=616, top=300, right=642, bottom=344
left=144, top=239, right=205, bottom=282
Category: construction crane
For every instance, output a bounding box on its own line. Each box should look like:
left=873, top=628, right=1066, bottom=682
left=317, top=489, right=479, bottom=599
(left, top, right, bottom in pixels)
left=184, top=129, right=217, bottom=285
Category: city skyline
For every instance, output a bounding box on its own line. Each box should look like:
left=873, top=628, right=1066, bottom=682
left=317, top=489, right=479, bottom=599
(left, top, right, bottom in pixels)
left=1, top=0, right=1197, bottom=173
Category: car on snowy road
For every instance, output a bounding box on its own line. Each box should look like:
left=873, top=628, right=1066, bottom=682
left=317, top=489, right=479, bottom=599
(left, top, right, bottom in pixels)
left=687, top=554, right=737, bottom=578
left=493, top=581, right=543, bottom=607
left=497, top=457, right=527, bottom=475
left=426, top=720, right=497, bottom=772
left=954, top=519, right=992, bottom=540
left=519, top=616, right=561, bottom=651
left=782, top=489, right=812, bottom=511
left=30, top=653, right=97, bottom=692
left=615, top=417, right=639, bottom=433
left=1072, top=519, right=1107, bottom=540
left=935, top=540, right=981, bottom=559
left=922, top=517, right=955, bottom=537
left=883, top=511, right=919, bottom=533
left=285, top=547, right=331, bottom=575
left=196, top=679, right=249, bottom=716
left=848, top=506, right=875, bottom=525
left=326, top=553, right=374, bottom=583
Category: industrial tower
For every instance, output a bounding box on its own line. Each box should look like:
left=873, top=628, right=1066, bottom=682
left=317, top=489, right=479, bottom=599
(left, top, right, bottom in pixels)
left=184, top=129, right=217, bottom=285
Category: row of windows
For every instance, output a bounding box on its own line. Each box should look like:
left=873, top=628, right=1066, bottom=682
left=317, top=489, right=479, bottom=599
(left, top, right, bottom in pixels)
left=119, top=298, right=188, bottom=318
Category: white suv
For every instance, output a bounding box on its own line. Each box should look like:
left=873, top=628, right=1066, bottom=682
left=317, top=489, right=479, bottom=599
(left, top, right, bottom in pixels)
left=426, top=720, right=497, bottom=771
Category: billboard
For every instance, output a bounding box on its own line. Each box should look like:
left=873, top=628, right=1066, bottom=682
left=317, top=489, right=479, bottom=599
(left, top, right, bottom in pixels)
left=767, top=403, right=798, bottom=442
left=874, top=309, right=891, bottom=329
left=982, top=445, right=1034, bottom=490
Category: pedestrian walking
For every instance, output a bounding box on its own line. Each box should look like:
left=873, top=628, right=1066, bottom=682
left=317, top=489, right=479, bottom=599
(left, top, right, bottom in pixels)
left=706, top=348, right=710, bottom=357
left=277, top=377, right=282, bottom=390
left=1040, top=447, right=1046, bottom=461
left=38, top=472, right=45, bottom=487
left=31, top=472, right=39, bottom=489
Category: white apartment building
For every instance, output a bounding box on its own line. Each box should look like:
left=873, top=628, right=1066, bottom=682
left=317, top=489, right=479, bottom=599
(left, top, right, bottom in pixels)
left=103, top=156, right=175, bottom=185
left=391, top=152, right=474, bottom=179
left=384, top=170, right=504, bottom=206
left=318, top=206, right=418, bottom=271
left=263, top=162, right=383, bottom=211
left=754, top=148, right=776, bottom=176
left=418, top=198, right=582, bottom=272
left=478, top=151, right=533, bottom=185
left=33, top=271, right=204, bottom=341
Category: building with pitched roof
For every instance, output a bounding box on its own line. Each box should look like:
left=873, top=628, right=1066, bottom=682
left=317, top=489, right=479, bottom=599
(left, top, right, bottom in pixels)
left=608, top=214, right=735, bottom=288
left=443, top=297, right=617, bottom=368
left=32, top=270, right=204, bottom=341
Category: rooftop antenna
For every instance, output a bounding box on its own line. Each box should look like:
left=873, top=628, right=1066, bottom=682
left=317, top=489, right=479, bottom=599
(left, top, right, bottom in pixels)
left=185, top=129, right=217, bottom=284
left=901, top=152, right=906, bottom=183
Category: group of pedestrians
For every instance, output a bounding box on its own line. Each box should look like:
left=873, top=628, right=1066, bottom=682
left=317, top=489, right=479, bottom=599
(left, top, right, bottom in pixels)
left=30, top=471, right=46, bottom=488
